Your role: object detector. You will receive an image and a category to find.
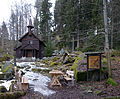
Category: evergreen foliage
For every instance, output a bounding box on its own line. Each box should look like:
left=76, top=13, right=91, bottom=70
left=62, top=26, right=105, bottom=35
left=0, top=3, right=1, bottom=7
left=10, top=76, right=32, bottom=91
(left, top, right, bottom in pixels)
left=53, top=0, right=104, bottom=51
left=45, top=41, right=55, bottom=57
left=35, top=0, right=52, bottom=43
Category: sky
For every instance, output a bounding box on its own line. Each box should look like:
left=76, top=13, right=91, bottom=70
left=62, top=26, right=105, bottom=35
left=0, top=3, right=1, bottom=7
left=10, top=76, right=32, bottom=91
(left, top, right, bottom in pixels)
left=0, top=0, right=55, bottom=25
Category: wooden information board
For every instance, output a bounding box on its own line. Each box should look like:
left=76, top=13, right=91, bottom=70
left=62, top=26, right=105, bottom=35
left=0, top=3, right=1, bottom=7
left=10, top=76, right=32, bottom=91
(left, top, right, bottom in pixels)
left=85, top=52, right=103, bottom=81
left=89, top=56, right=100, bottom=69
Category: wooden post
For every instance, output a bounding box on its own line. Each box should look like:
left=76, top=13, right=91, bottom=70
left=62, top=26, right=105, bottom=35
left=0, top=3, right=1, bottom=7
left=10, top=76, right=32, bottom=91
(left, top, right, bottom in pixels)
left=14, top=67, right=17, bottom=79
left=100, top=54, right=102, bottom=81
left=21, top=76, right=29, bottom=91
left=18, top=70, right=22, bottom=82
left=87, top=55, right=89, bottom=81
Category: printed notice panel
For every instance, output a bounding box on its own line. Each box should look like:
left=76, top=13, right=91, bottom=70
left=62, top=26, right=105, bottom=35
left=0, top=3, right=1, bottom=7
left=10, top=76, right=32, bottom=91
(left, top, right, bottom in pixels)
left=89, top=56, right=100, bottom=69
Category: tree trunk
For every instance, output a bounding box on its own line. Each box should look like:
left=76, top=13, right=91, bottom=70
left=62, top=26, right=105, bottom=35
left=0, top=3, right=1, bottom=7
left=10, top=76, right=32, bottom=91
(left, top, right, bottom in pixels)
left=103, top=0, right=111, bottom=77
left=72, top=36, right=74, bottom=52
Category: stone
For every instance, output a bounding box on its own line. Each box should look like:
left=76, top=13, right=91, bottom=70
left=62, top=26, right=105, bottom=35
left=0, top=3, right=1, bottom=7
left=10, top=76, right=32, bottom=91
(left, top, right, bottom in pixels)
left=63, top=56, right=75, bottom=64
left=2, top=61, right=10, bottom=71
left=59, top=48, right=65, bottom=55
left=0, top=62, right=14, bottom=80
left=52, top=50, right=59, bottom=56
left=42, top=57, right=47, bottom=60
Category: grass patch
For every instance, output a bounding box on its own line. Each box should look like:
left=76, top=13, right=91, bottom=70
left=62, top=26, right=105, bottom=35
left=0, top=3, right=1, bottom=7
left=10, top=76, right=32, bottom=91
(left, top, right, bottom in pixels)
left=94, top=90, right=102, bottom=95
left=103, top=96, right=120, bottom=99
left=111, top=57, right=115, bottom=60
left=106, top=78, right=117, bottom=86
left=102, top=58, right=107, bottom=64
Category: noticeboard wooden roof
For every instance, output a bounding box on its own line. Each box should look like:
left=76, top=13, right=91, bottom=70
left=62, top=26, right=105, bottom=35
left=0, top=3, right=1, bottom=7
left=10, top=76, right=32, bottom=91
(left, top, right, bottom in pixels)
left=84, top=52, right=103, bottom=55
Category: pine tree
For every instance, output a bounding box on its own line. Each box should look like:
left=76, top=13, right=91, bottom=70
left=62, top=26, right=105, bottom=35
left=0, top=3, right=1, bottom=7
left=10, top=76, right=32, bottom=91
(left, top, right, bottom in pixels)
left=1, top=21, right=9, bottom=52
left=53, top=0, right=104, bottom=51
left=39, top=0, right=52, bottom=42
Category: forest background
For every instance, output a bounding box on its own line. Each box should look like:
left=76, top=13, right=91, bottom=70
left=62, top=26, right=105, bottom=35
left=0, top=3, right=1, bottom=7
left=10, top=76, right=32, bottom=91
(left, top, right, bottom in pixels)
left=0, top=0, right=119, bottom=57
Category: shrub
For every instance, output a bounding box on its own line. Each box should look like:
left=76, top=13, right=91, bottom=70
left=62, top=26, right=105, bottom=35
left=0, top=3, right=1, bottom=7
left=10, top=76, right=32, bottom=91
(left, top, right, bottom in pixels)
left=102, top=58, right=107, bottom=64
left=111, top=50, right=120, bottom=57
left=106, top=78, right=117, bottom=86
left=111, top=57, right=115, bottom=60
left=45, top=41, right=55, bottom=57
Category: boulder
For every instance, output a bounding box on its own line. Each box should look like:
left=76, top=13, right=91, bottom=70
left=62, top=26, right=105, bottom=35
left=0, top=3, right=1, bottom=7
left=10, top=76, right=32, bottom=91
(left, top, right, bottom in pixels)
left=0, top=72, right=13, bottom=80
left=0, top=73, right=5, bottom=80
left=3, top=65, right=14, bottom=74
left=0, top=62, right=14, bottom=80
left=59, top=48, right=65, bottom=55
left=52, top=50, right=59, bottom=56
left=2, top=61, right=10, bottom=71
left=63, top=56, right=75, bottom=64
left=42, top=57, right=47, bottom=60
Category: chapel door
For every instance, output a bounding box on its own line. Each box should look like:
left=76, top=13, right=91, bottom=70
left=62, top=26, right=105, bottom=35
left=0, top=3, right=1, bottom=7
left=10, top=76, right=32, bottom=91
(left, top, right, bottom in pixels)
left=27, top=50, right=33, bottom=57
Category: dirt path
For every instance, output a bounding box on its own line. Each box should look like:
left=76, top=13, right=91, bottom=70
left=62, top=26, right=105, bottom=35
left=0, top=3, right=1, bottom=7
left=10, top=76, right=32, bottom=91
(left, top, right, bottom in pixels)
left=20, top=84, right=100, bottom=99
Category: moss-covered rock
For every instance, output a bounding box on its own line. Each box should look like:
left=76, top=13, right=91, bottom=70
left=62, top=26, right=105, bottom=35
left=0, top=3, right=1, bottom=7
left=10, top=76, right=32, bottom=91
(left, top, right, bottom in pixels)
left=63, top=56, right=75, bottom=64
left=50, top=62, right=59, bottom=66
left=0, top=91, right=26, bottom=99
left=0, top=62, right=14, bottom=80
left=2, top=65, right=14, bottom=74
left=0, top=81, right=4, bottom=84
left=71, top=56, right=84, bottom=81
left=32, top=68, right=51, bottom=74
left=0, top=72, right=14, bottom=80
left=0, top=73, right=5, bottom=80
left=64, top=63, right=73, bottom=67
left=0, top=86, right=7, bottom=93
left=40, top=59, right=50, bottom=65
left=50, top=56, right=60, bottom=61
left=25, top=66, right=31, bottom=71
left=0, top=57, right=7, bottom=62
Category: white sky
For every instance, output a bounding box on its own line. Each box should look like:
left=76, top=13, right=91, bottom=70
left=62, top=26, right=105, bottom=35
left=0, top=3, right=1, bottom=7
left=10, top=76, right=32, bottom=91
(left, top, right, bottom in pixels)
left=0, top=0, right=55, bottom=25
